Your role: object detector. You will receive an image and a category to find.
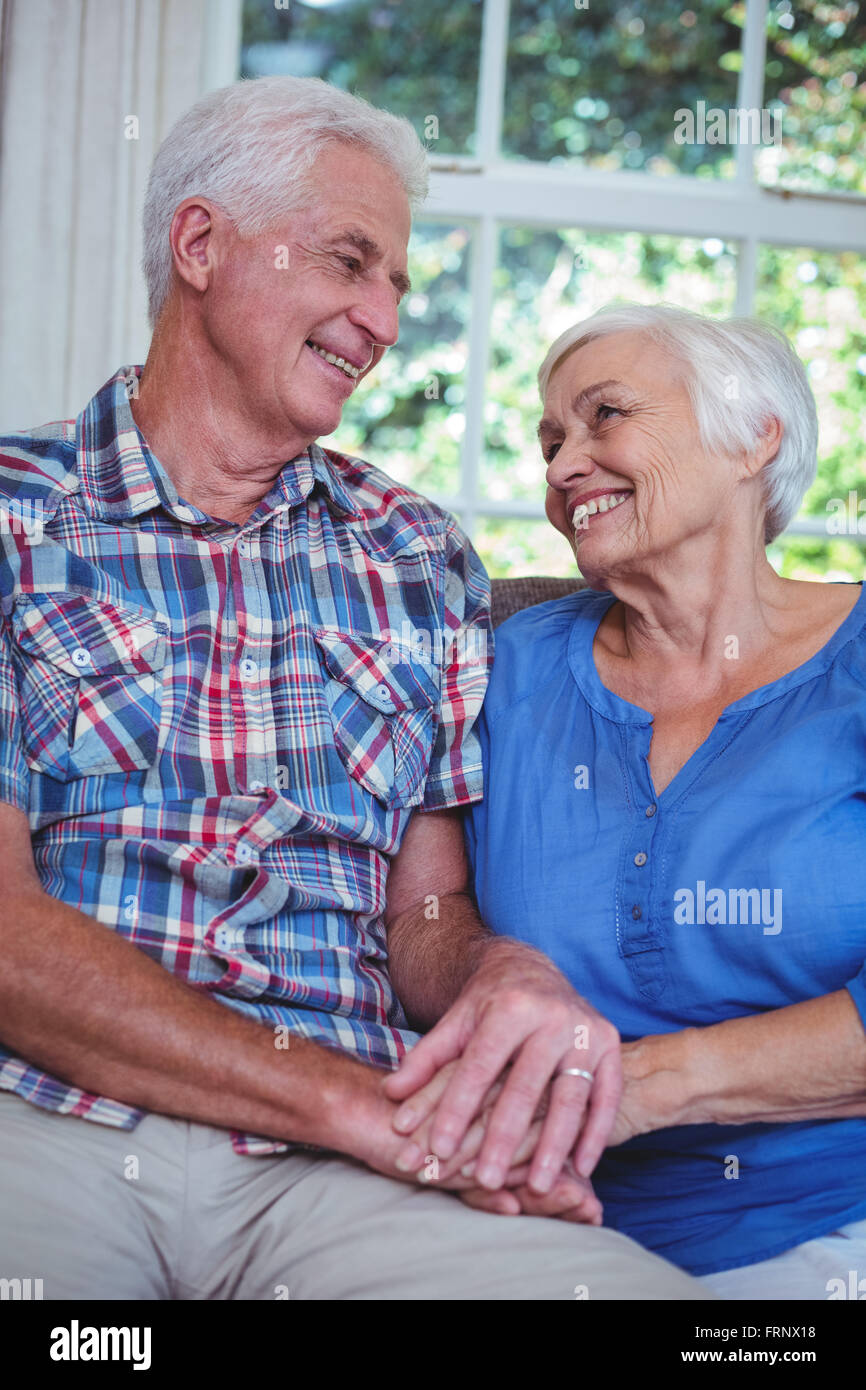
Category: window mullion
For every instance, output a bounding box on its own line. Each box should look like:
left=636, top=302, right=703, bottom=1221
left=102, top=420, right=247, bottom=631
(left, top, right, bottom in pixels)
left=735, top=236, right=758, bottom=315
left=200, top=0, right=243, bottom=88
left=475, top=0, right=510, bottom=164
left=736, top=0, right=770, bottom=185
left=459, top=215, right=498, bottom=538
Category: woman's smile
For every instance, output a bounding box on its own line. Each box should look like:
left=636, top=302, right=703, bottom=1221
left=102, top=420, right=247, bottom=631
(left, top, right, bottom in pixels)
left=570, top=489, right=634, bottom=534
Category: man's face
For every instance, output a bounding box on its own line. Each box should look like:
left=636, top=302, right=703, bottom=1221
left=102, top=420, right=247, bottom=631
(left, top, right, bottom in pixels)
left=203, top=141, right=412, bottom=455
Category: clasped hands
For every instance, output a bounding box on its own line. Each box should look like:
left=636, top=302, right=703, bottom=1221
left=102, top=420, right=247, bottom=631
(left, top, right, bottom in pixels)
left=382, top=939, right=638, bottom=1224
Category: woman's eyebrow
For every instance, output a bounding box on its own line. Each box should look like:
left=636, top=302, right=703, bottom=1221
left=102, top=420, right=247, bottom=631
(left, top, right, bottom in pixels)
left=537, top=379, right=629, bottom=437
left=569, top=379, right=628, bottom=411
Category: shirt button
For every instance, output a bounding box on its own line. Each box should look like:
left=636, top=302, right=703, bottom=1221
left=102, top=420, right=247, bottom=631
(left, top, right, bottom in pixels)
left=634, top=852, right=647, bottom=866
left=645, top=804, right=657, bottom=818
left=237, top=539, right=250, bottom=556
left=239, top=658, right=258, bottom=681
left=248, top=780, right=266, bottom=793
left=214, top=927, right=231, bottom=951
left=175, top=504, right=197, bottom=522
left=632, top=904, right=642, bottom=920
left=235, top=842, right=255, bottom=864
left=376, top=683, right=391, bottom=701
left=71, top=647, right=91, bottom=668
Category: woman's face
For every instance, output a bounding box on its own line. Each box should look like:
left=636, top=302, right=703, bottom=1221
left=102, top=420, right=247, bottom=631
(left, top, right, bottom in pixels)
left=540, top=331, right=739, bottom=586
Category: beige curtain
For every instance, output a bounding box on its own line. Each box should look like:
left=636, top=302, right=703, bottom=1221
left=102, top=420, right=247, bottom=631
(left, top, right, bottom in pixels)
left=0, top=0, right=240, bottom=429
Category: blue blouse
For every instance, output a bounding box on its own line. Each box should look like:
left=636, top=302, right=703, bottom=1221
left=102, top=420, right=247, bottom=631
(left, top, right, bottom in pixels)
left=464, top=584, right=866, bottom=1275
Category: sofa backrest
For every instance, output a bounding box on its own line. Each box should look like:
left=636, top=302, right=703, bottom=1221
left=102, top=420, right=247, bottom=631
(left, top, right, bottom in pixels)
left=490, top=575, right=585, bottom=629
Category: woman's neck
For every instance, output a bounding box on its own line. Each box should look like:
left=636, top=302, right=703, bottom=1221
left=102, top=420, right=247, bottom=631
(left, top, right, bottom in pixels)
left=593, top=539, right=797, bottom=691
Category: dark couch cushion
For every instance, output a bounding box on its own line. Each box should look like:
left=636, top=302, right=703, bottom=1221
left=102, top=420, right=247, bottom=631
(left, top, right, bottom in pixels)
left=490, top=575, right=585, bottom=629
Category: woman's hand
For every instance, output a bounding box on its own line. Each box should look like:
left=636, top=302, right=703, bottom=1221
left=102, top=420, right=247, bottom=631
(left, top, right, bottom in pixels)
left=391, top=1068, right=604, bottom=1225
left=607, top=1034, right=696, bottom=1146
left=608, top=993, right=866, bottom=1142
left=385, top=1059, right=543, bottom=1185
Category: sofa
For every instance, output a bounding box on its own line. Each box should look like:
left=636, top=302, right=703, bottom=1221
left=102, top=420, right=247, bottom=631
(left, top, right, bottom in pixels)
left=490, top=575, right=585, bottom=629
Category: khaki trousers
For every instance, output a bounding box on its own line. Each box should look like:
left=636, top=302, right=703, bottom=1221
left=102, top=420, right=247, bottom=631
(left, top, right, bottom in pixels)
left=0, top=1091, right=712, bottom=1301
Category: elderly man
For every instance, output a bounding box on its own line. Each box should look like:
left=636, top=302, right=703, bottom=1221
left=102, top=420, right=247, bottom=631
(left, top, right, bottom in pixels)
left=0, top=76, right=706, bottom=1301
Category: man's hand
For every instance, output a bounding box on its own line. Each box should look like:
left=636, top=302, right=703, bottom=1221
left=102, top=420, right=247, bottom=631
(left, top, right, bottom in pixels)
left=348, top=1061, right=603, bottom=1227
left=383, top=937, right=622, bottom=1193
left=460, top=1164, right=603, bottom=1225
left=343, top=1058, right=545, bottom=1192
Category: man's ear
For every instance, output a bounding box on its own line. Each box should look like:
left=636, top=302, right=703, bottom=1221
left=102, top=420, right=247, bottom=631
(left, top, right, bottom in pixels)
left=168, top=198, right=227, bottom=299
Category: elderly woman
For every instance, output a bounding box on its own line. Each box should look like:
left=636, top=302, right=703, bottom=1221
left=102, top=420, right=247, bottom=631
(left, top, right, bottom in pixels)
left=461, top=304, right=866, bottom=1296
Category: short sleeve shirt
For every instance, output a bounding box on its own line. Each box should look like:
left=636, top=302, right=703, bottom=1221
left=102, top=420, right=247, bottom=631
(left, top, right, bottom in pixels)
left=0, top=366, right=493, bottom=1153
left=464, top=586, right=866, bottom=1274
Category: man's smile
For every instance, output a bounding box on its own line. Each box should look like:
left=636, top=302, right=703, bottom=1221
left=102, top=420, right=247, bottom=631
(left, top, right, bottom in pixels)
left=305, top=338, right=364, bottom=379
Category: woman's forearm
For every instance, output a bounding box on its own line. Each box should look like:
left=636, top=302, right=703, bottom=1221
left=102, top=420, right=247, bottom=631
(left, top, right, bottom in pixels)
left=620, top=988, right=866, bottom=1137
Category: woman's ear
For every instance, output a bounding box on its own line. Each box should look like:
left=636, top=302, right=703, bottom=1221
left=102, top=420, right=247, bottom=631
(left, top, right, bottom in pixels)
left=742, top=415, right=783, bottom=480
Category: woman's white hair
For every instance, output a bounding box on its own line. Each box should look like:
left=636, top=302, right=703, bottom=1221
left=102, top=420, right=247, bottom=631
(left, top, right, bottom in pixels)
left=142, top=76, right=429, bottom=327
left=538, top=303, right=818, bottom=544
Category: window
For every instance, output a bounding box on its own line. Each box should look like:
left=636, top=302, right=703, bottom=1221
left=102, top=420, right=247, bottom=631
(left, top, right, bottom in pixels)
left=239, top=0, right=866, bottom=579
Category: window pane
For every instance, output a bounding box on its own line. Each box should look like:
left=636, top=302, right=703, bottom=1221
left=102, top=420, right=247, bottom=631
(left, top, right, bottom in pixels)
left=503, top=0, right=741, bottom=176
left=321, top=222, right=471, bottom=498
left=758, top=2, right=866, bottom=193
left=755, top=245, right=866, bottom=559
left=482, top=227, right=737, bottom=502
left=240, top=0, right=482, bottom=156
left=768, top=535, right=866, bottom=582
left=480, top=522, right=866, bottom=585
left=474, top=516, right=581, bottom=579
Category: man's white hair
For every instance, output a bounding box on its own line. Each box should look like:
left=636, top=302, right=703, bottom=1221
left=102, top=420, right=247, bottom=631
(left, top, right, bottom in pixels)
left=141, top=76, right=429, bottom=327
left=538, top=303, right=818, bottom=544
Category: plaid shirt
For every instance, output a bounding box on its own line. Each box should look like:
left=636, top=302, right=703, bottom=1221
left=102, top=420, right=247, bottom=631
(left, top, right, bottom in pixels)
left=0, top=366, right=492, bottom=1154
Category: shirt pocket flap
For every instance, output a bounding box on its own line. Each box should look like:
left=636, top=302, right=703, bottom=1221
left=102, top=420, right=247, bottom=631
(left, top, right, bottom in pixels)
left=12, top=593, right=168, bottom=676
left=313, top=627, right=439, bottom=713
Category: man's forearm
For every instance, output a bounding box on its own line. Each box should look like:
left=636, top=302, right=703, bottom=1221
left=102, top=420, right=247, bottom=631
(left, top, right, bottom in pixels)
left=387, top=889, right=522, bottom=1030
left=1, top=887, right=384, bottom=1156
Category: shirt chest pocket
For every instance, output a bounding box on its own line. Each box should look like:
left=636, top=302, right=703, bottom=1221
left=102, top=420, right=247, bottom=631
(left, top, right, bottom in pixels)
left=11, top=592, right=168, bottom=781
left=314, top=627, right=440, bottom=810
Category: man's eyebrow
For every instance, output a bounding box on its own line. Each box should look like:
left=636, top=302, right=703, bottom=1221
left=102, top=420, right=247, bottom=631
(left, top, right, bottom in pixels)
left=537, top=379, right=628, bottom=437
left=335, top=227, right=412, bottom=298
